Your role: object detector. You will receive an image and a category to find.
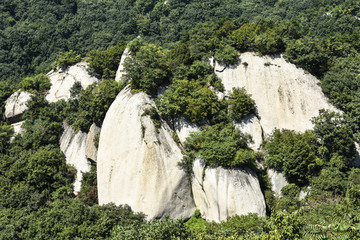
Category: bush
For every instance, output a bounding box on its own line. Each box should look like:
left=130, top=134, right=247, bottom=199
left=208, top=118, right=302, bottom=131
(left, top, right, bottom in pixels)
left=54, top=50, right=82, bottom=69
left=19, top=74, right=51, bottom=93
left=227, top=87, right=255, bottom=121
left=180, top=123, right=255, bottom=175
left=88, top=41, right=126, bottom=79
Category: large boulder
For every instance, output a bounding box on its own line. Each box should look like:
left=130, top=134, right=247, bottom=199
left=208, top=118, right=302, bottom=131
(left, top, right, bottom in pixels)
left=4, top=90, right=33, bottom=122
left=60, top=122, right=90, bottom=193
left=115, top=47, right=130, bottom=82
left=192, top=159, right=266, bottom=222
left=46, top=62, right=98, bottom=103
left=215, top=52, right=337, bottom=136
left=97, top=86, right=195, bottom=219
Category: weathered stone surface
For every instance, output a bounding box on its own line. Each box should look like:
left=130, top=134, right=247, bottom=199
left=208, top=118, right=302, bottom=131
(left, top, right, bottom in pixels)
left=46, top=62, right=98, bottom=103
left=215, top=52, right=338, bottom=137
left=4, top=90, right=33, bottom=121
left=97, top=86, right=195, bottom=219
left=268, top=169, right=289, bottom=197
left=234, top=114, right=263, bottom=150
left=60, top=122, right=90, bottom=193
left=174, top=116, right=201, bottom=144
left=192, top=159, right=266, bottom=222
left=10, top=121, right=25, bottom=142
left=115, top=47, right=130, bottom=82
left=85, top=123, right=101, bottom=162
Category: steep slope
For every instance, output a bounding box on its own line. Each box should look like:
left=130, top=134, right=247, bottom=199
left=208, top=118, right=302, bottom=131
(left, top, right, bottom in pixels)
left=97, top=86, right=195, bottom=219
left=215, top=52, right=338, bottom=137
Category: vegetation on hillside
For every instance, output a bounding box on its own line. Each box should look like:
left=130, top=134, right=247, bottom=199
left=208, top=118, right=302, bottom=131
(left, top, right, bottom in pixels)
left=1, top=0, right=360, bottom=238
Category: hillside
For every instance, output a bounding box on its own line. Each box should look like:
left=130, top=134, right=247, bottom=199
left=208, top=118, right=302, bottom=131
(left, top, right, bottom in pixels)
left=1, top=0, right=360, bottom=239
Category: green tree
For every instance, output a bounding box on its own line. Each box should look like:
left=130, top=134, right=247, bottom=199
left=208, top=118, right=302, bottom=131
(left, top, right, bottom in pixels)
left=123, top=41, right=169, bottom=96
left=265, top=129, right=319, bottom=186
left=227, top=87, right=255, bottom=121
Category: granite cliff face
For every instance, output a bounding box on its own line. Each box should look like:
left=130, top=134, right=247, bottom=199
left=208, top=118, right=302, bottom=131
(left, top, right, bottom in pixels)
left=59, top=122, right=90, bottom=193
left=97, top=87, right=195, bottom=220
left=215, top=52, right=338, bottom=137
left=46, top=62, right=98, bottom=103
left=192, top=159, right=266, bottom=222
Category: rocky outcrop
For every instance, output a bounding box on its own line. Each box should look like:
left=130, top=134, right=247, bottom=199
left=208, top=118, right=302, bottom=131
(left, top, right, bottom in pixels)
left=174, top=116, right=201, bottom=144
left=4, top=90, right=33, bottom=122
left=268, top=169, right=288, bottom=197
left=192, top=159, right=266, bottom=222
left=234, top=114, right=263, bottom=150
left=215, top=52, right=338, bottom=137
left=60, top=122, right=90, bottom=193
left=97, top=86, right=195, bottom=219
left=85, top=123, right=100, bottom=162
left=46, top=62, right=98, bottom=103
left=115, top=48, right=130, bottom=82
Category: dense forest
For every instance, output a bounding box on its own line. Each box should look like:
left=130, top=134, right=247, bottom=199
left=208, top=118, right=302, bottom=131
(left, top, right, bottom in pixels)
left=1, top=0, right=360, bottom=239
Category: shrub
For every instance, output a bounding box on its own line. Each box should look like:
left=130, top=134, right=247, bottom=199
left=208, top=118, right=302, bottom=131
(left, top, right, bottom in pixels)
left=227, top=87, right=255, bottom=121
left=54, top=50, right=81, bottom=69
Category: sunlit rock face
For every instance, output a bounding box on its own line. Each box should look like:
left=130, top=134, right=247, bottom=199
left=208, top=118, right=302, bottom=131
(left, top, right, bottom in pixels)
left=46, top=62, right=98, bottom=103
left=5, top=90, right=33, bottom=122
left=268, top=169, right=289, bottom=197
left=60, top=122, right=90, bottom=193
left=97, top=87, right=195, bottom=220
left=86, top=123, right=100, bottom=162
left=115, top=47, right=130, bottom=83
left=215, top=52, right=337, bottom=137
left=192, top=159, right=266, bottom=222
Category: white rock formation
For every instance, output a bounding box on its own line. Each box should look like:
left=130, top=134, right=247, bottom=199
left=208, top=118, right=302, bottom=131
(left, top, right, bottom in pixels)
left=97, top=86, right=195, bottom=219
left=215, top=52, right=338, bottom=136
left=115, top=47, right=130, bottom=82
left=192, top=159, right=266, bottom=222
left=46, top=62, right=98, bottom=103
left=174, top=116, right=201, bottom=144
left=4, top=90, right=33, bottom=120
left=10, top=121, right=25, bottom=142
left=268, top=169, right=289, bottom=197
left=85, top=123, right=101, bottom=162
left=60, top=122, right=90, bottom=193
left=235, top=114, right=263, bottom=150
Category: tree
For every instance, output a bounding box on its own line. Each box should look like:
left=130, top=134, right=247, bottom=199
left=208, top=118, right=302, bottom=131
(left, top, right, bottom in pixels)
left=227, top=87, right=255, bottom=121
left=123, top=41, right=169, bottom=96
left=265, top=129, right=319, bottom=186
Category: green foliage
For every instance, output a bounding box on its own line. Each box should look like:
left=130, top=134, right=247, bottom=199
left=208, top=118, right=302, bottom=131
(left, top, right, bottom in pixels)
left=19, top=74, right=51, bottom=93
left=157, top=79, right=226, bottom=124
left=275, top=184, right=301, bottom=213
left=143, top=106, right=162, bottom=129
left=180, top=123, right=255, bottom=176
left=88, top=41, right=126, bottom=79
left=265, top=210, right=304, bottom=240
left=312, top=109, right=356, bottom=167
left=265, top=129, right=319, bottom=186
left=123, top=41, right=169, bottom=96
left=111, top=218, right=189, bottom=240
left=54, top=50, right=82, bottom=69
left=68, top=79, right=124, bottom=132
left=78, top=164, right=98, bottom=206
left=214, top=44, right=239, bottom=66
left=227, top=87, right=256, bottom=121
left=0, top=124, right=14, bottom=153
